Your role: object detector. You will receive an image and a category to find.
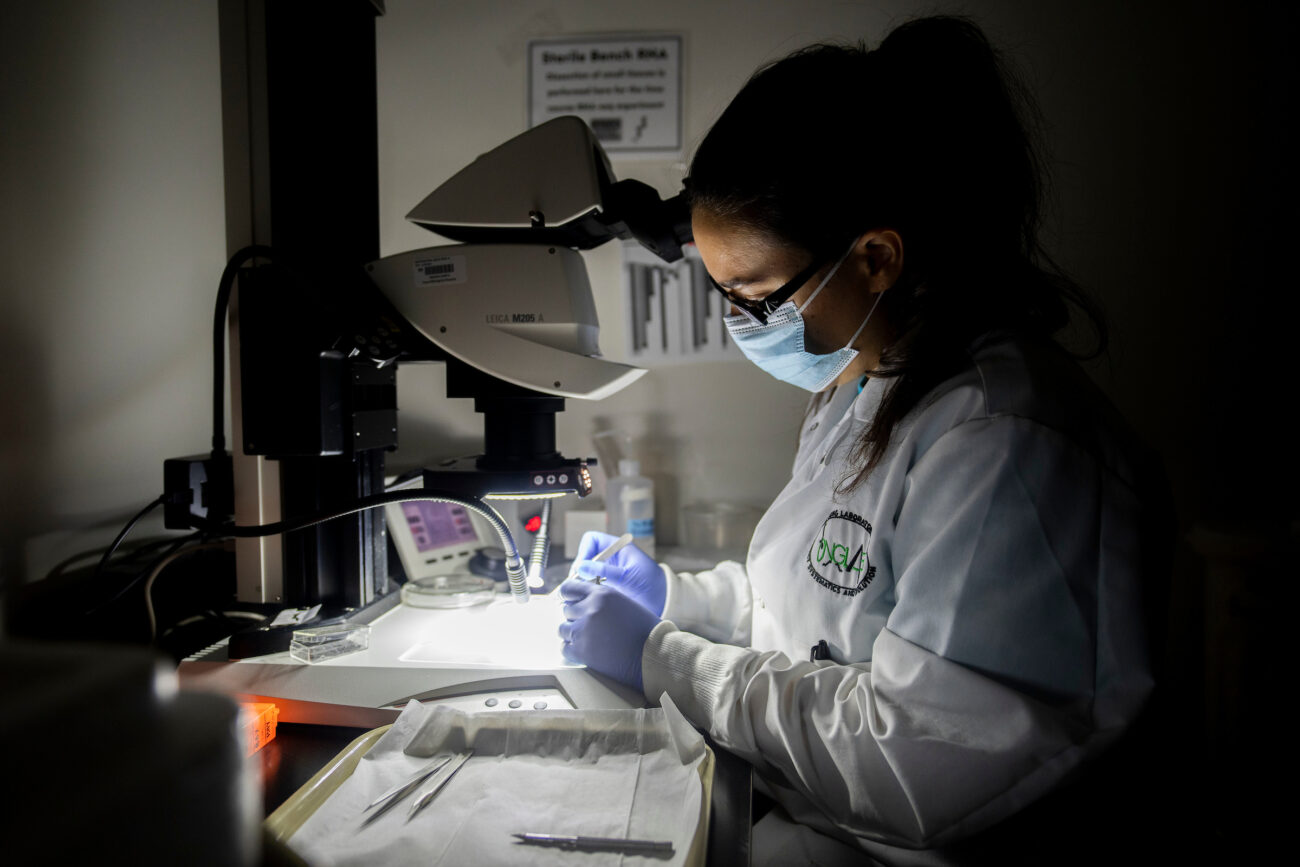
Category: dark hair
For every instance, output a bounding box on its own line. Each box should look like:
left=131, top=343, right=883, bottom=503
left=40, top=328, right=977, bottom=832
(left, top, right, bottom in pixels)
left=687, top=16, right=1106, bottom=493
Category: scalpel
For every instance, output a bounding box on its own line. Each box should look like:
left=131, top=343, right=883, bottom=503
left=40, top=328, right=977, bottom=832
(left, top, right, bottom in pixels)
left=512, top=832, right=675, bottom=855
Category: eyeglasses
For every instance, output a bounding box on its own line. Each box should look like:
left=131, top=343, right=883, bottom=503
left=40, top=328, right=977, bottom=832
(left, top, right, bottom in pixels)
left=705, top=250, right=837, bottom=325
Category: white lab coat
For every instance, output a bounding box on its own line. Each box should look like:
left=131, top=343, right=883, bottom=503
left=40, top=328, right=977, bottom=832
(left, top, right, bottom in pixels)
left=642, top=334, right=1162, bottom=865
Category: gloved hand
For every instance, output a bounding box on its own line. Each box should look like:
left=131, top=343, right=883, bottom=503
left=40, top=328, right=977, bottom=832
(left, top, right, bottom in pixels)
left=572, top=531, right=667, bottom=615
left=558, top=578, right=660, bottom=693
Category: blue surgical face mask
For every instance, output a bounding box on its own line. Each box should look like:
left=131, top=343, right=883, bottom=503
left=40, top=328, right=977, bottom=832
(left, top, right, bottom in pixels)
left=724, top=242, right=883, bottom=392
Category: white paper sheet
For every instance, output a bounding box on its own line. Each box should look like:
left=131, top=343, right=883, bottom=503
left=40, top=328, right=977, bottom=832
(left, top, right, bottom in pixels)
left=288, top=696, right=706, bottom=866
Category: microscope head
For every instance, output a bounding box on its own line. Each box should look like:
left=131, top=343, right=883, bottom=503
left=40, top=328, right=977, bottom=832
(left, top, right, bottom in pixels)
left=405, top=115, right=690, bottom=263
left=365, top=243, right=643, bottom=401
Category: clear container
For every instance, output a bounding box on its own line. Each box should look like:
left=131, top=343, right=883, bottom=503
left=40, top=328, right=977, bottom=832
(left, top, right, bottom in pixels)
left=607, top=458, right=655, bottom=556
left=289, top=622, right=371, bottom=664
left=400, top=572, right=496, bottom=608
left=681, top=501, right=762, bottom=560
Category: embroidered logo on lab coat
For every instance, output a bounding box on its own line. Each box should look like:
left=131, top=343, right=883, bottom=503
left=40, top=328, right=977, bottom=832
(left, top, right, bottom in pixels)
left=806, top=510, right=877, bottom=596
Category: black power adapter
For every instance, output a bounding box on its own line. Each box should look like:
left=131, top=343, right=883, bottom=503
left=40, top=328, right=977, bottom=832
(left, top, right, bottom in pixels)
left=162, top=452, right=233, bottom=530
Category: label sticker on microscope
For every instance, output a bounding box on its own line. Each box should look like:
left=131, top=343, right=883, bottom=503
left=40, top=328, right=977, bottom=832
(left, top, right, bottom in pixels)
left=413, top=255, right=467, bottom=286
left=269, top=604, right=322, bottom=628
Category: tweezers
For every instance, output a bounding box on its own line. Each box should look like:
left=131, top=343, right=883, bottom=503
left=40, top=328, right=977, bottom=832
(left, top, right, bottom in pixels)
left=405, top=750, right=473, bottom=821
left=360, top=753, right=455, bottom=826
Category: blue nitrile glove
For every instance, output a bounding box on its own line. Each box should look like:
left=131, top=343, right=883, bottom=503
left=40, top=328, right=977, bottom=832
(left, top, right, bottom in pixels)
left=558, top=578, right=659, bottom=692
left=572, top=530, right=667, bottom=615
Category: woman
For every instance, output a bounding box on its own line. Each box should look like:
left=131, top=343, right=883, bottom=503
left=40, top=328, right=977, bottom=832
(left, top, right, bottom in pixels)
left=560, top=16, right=1169, bottom=865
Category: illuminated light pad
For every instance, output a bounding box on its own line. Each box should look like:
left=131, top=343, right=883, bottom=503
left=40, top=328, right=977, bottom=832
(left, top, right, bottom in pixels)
left=397, top=591, right=580, bottom=670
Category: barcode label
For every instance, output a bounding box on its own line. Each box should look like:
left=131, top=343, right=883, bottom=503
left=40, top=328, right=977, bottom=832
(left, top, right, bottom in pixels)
left=413, top=255, right=467, bottom=286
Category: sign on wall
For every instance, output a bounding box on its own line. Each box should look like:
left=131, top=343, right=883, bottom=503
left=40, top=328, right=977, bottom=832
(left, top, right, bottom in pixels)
left=528, top=35, right=682, bottom=158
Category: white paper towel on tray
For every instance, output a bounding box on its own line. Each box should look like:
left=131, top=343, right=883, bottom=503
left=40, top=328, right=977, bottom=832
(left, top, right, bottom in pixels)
left=288, top=694, right=706, bottom=866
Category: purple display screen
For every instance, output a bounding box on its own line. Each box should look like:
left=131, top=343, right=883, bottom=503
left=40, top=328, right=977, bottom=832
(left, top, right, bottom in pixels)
left=401, top=502, right=478, bottom=553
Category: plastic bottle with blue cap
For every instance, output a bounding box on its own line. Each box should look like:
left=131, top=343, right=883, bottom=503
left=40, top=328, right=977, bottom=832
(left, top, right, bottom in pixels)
left=606, top=458, right=655, bottom=557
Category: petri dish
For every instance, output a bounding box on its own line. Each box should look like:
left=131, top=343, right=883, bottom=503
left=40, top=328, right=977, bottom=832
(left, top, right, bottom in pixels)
left=400, top=573, right=496, bottom=609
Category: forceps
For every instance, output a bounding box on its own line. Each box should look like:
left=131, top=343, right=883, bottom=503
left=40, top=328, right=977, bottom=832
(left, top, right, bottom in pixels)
left=405, top=750, right=473, bottom=821
left=360, top=751, right=470, bottom=826
left=568, top=532, right=634, bottom=584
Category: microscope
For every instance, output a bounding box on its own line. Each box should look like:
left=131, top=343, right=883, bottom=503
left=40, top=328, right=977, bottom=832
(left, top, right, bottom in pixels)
left=208, top=117, right=689, bottom=654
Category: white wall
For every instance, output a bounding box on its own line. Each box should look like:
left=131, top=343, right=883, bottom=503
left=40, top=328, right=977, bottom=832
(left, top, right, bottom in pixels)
left=1, top=2, right=226, bottom=584
left=1, top=0, right=1289, bottom=582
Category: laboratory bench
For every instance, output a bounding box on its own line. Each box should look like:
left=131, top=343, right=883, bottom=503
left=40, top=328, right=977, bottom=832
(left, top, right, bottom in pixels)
left=181, top=581, right=753, bottom=866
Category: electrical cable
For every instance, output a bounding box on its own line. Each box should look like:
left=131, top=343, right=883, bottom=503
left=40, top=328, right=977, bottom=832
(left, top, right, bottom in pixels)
left=81, top=531, right=211, bottom=620
left=46, top=545, right=119, bottom=581
left=196, top=490, right=489, bottom=537
left=143, top=540, right=231, bottom=640
left=48, top=531, right=200, bottom=582
left=93, top=495, right=166, bottom=582
left=193, top=489, right=533, bottom=602
left=44, top=549, right=107, bottom=581
left=162, top=610, right=267, bottom=640
left=122, top=532, right=199, bottom=563
left=212, top=244, right=274, bottom=455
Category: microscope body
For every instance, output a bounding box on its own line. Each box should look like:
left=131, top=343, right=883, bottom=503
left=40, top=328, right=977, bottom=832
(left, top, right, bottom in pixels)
left=229, top=117, right=686, bottom=622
